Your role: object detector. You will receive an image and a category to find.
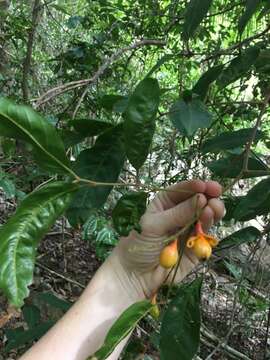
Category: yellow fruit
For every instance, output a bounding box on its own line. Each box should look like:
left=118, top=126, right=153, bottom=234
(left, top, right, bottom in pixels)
left=192, top=237, right=212, bottom=260
left=150, top=294, right=160, bottom=319
left=159, top=239, right=178, bottom=269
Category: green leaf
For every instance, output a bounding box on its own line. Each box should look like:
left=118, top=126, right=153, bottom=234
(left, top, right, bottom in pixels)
left=22, top=304, right=41, bottom=329
left=182, top=0, right=213, bottom=41
left=170, top=99, right=212, bottom=137
left=0, top=98, right=72, bottom=175
left=36, top=292, right=72, bottom=312
left=145, top=54, right=174, bottom=78
left=215, top=227, right=261, bottom=251
left=258, top=1, right=270, bottom=20
left=238, top=0, right=261, bottom=35
left=208, top=154, right=269, bottom=178
left=99, top=94, right=128, bottom=113
left=69, top=119, right=113, bottom=136
left=192, top=64, right=224, bottom=100
left=160, top=278, right=202, bottom=360
left=254, top=49, right=270, bottom=75
left=0, top=178, right=16, bottom=198
left=233, top=178, right=270, bottom=220
left=88, top=300, right=152, bottom=360
left=67, top=126, right=125, bottom=226
left=217, top=46, right=260, bottom=88
left=112, top=192, right=147, bottom=236
left=60, top=129, right=85, bottom=148
left=223, top=196, right=244, bottom=221
left=124, top=78, right=160, bottom=170
left=51, top=4, right=70, bottom=15
left=1, top=137, right=16, bottom=157
left=201, top=128, right=264, bottom=153
left=4, top=321, right=54, bottom=352
left=0, top=181, right=78, bottom=307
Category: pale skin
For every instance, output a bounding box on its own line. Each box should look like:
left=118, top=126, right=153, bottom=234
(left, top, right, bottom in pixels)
left=20, top=180, right=225, bottom=360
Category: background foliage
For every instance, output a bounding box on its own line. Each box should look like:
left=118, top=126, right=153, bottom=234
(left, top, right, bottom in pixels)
left=0, top=0, right=270, bottom=359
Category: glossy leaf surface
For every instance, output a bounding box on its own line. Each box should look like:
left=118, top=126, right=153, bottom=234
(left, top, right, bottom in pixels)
left=170, top=99, right=212, bottom=137
left=112, top=192, right=147, bottom=236
left=160, top=278, right=202, bottom=360
left=67, top=125, right=125, bottom=226
left=202, top=128, right=264, bottom=153
left=89, top=300, right=152, bottom=360
left=182, top=0, right=212, bottom=41
left=124, top=78, right=160, bottom=170
left=0, top=98, right=72, bottom=174
left=233, top=177, right=270, bottom=220
left=217, top=46, right=260, bottom=88
left=0, top=181, right=77, bottom=307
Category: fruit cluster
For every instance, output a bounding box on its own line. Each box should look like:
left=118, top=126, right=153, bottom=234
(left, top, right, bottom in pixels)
left=159, top=221, right=218, bottom=269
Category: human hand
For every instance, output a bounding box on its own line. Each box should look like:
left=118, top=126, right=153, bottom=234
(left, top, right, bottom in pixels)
left=108, top=180, right=225, bottom=301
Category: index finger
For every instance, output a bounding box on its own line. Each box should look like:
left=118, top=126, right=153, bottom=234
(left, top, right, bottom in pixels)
left=155, top=180, right=222, bottom=211
left=157, top=180, right=206, bottom=210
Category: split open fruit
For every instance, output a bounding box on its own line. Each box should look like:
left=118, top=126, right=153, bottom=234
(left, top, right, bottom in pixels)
left=186, top=221, right=218, bottom=260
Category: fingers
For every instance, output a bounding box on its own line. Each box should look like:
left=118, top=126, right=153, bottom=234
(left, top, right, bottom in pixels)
left=205, top=181, right=223, bottom=198
left=199, top=198, right=225, bottom=232
left=150, top=193, right=207, bottom=234
left=156, top=180, right=222, bottom=211
left=157, top=180, right=206, bottom=210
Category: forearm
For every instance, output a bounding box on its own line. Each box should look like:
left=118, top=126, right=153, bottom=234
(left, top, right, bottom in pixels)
left=20, top=253, right=144, bottom=360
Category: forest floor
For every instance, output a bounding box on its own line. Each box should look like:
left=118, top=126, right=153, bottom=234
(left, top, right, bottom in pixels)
left=0, top=198, right=269, bottom=360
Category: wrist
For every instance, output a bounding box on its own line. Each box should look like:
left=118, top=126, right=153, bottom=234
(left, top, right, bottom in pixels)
left=106, top=248, right=147, bottom=303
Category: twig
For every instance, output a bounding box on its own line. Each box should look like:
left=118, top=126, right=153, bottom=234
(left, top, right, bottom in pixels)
left=223, top=92, right=270, bottom=194
left=242, top=92, right=270, bottom=172
left=201, top=326, right=251, bottom=360
left=36, top=261, right=85, bottom=289
left=203, top=25, right=270, bottom=62
left=34, top=39, right=166, bottom=107
left=263, top=303, right=270, bottom=360
left=72, top=85, right=89, bottom=119
left=205, top=325, right=237, bottom=360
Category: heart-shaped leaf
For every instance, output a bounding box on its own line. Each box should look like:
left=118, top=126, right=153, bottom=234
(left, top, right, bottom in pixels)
left=170, top=99, right=212, bottom=137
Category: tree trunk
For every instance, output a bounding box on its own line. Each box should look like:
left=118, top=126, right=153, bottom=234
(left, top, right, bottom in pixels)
left=0, top=0, right=10, bottom=75
left=22, top=0, right=42, bottom=102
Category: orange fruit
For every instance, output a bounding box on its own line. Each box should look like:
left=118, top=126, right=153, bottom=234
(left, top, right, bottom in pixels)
left=192, top=237, right=212, bottom=260
left=159, top=239, right=178, bottom=269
